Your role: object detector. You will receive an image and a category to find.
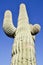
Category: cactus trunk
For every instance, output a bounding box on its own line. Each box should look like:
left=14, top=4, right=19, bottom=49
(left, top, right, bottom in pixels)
left=11, top=22, right=36, bottom=65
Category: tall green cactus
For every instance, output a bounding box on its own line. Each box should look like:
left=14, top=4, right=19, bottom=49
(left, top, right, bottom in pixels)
left=3, top=3, right=41, bottom=65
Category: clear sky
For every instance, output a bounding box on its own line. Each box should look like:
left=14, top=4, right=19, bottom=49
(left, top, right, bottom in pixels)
left=0, top=0, right=43, bottom=65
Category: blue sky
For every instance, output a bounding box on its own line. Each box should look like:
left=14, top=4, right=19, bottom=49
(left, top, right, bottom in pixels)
left=0, top=0, right=43, bottom=65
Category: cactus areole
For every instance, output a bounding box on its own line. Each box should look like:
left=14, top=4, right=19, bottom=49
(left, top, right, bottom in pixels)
left=3, top=3, right=41, bottom=65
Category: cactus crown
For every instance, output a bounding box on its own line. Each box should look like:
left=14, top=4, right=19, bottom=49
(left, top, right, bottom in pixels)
left=3, top=3, right=41, bottom=38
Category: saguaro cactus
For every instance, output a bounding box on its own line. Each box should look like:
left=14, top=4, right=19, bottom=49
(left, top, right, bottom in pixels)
left=3, top=3, right=41, bottom=65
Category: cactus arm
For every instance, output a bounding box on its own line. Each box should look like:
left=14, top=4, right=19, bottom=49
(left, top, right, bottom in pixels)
left=3, top=10, right=16, bottom=38
left=30, top=24, right=41, bottom=35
